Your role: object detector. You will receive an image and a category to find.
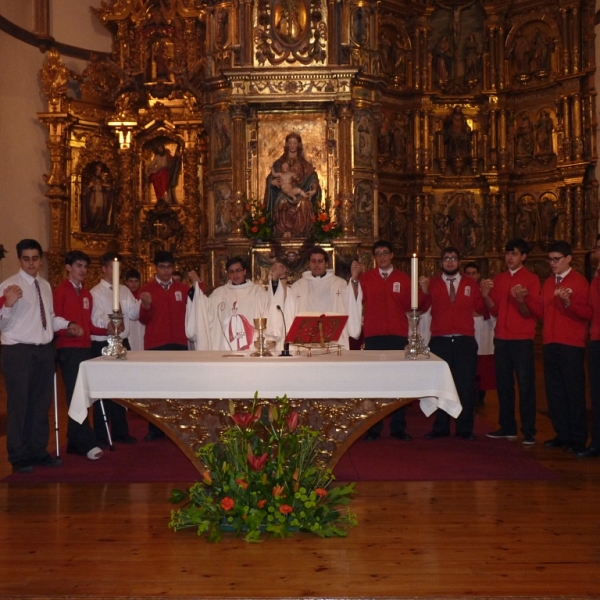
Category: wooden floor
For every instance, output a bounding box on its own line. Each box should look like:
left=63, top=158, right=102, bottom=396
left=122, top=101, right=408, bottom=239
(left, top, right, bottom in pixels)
left=0, top=360, right=599, bottom=599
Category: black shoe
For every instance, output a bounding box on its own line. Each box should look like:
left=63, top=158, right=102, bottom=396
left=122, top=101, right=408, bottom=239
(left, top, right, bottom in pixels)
left=577, top=446, right=600, bottom=458
left=456, top=433, right=476, bottom=441
left=390, top=432, right=412, bottom=441
left=144, top=431, right=165, bottom=442
left=425, top=430, right=450, bottom=439
left=543, top=436, right=568, bottom=448
left=11, top=460, right=33, bottom=474
left=31, top=454, right=62, bottom=467
left=364, top=431, right=380, bottom=441
left=113, top=435, right=137, bottom=444
left=566, top=444, right=586, bottom=455
left=486, top=429, right=517, bottom=440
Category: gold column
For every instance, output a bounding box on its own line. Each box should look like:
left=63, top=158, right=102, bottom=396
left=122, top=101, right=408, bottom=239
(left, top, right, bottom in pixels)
left=423, top=110, right=430, bottom=172
left=575, top=185, right=584, bottom=249
left=497, top=26, right=505, bottom=91
left=562, top=96, right=572, bottom=161
left=499, top=109, right=507, bottom=171
left=414, top=29, right=421, bottom=91
left=561, top=9, right=570, bottom=75
left=373, top=177, right=379, bottom=239
left=489, top=27, right=497, bottom=91
left=573, top=94, right=583, bottom=160
left=500, top=193, right=508, bottom=242
left=116, top=146, right=134, bottom=254
left=414, top=194, right=422, bottom=252
left=413, top=111, right=421, bottom=172
left=489, top=193, right=499, bottom=252
left=565, top=186, right=574, bottom=242
left=182, top=132, right=202, bottom=254
left=490, top=110, right=498, bottom=170
left=231, top=104, right=247, bottom=198
left=34, top=0, right=50, bottom=36
left=571, top=7, right=580, bottom=74
left=337, top=102, right=355, bottom=236
left=421, top=28, right=429, bottom=91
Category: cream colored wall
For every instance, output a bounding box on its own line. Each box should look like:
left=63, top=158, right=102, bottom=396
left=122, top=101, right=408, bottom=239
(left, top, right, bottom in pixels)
left=0, top=1, right=110, bottom=280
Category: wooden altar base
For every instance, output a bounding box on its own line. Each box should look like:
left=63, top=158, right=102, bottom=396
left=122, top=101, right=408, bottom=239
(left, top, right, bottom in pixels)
left=1, top=370, right=600, bottom=598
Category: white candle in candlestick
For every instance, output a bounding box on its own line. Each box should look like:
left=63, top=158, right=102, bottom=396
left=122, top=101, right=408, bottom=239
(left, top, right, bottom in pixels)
left=112, top=258, right=120, bottom=312
left=411, top=254, right=418, bottom=309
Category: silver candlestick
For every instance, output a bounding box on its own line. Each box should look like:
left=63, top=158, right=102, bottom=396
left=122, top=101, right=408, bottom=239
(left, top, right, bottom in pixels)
left=404, top=309, right=429, bottom=360
left=101, top=311, right=127, bottom=359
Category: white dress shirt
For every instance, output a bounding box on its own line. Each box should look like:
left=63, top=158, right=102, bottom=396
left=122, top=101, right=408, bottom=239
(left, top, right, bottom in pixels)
left=0, top=270, right=69, bottom=344
left=90, top=279, right=140, bottom=341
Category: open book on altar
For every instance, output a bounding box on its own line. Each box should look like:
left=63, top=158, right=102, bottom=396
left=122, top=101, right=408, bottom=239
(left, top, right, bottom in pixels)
left=285, top=312, right=349, bottom=345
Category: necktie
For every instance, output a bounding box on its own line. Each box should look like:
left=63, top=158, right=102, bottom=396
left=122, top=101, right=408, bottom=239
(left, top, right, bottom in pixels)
left=161, top=282, right=170, bottom=291
left=75, top=285, right=82, bottom=296
left=382, top=272, right=389, bottom=280
left=448, top=278, right=456, bottom=304
left=34, top=279, right=47, bottom=330
left=556, top=276, right=563, bottom=285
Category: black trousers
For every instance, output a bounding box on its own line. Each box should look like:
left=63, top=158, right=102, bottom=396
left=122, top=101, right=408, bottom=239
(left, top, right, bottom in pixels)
left=91, top=340, right=131, bottom=440
left=2, top=343, right=55, bottom=465
left=146, top=343, right=188, bottom=436
left=588, top=341, right=600, bottom=449
left=543, top=343, right=587, bottom=447
left=428, top=335, right=478, bottom=435
left=56, top=347, right=99, bottom=453
left=365, top=335, right=408, bottom=436
left=493, top=338, right=537, bottom=437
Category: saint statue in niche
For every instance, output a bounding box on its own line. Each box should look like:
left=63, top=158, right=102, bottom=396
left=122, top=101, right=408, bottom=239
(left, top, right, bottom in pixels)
left=264, top=132, right=321, bottom=238
left=443, top=106, right=472, bottom=161
left=147, top=140, right=182, bottom=204
left=81, top=162, right=116, bottom=234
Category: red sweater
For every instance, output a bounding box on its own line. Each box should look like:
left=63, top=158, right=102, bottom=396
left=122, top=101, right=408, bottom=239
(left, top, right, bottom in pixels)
left=53, top=279, right=105, bottom=349
left=488, top=267, right=539, bottom=340
left=427, top=274, right=485, bottom=337
left=590, top=273, right=600, bottom=341
left=138, top=279, right=189, bottom=349
left=525, top=269, right=591, bottom=347
left=360, top=268, right=429, bottom=338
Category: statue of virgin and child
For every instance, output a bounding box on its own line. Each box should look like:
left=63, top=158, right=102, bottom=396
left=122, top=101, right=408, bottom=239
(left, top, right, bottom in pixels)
left=264, top=132, right=321, bottom=238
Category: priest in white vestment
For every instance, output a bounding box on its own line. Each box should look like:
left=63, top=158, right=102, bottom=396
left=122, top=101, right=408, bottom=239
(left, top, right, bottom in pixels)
left=284, top=247, right=361, bottom=350
left=186, top=257, right=288, bottom=351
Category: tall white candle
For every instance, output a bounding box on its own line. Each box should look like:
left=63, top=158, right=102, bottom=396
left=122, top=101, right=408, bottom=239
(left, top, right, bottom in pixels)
left=112, top=258, right=120, bottom=312
left=411, top=254, right=418, bottom=309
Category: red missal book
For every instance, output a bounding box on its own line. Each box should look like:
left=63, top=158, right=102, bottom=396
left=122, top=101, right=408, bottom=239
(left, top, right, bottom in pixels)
left=285, top=313, right=349, bottom=345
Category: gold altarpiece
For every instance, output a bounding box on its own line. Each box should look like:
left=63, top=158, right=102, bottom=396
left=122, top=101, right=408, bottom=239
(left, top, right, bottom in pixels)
left=38, top=0, right=598, bottom=289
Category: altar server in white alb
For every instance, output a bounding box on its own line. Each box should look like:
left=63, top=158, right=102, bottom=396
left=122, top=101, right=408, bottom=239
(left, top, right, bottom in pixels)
left=186, top=256, right=288, bottom=351
left=283, top=247, right=361, bottom=349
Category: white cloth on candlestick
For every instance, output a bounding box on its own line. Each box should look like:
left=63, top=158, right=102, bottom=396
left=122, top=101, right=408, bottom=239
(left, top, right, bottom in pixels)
left=283, top=270, right=361, bottom=350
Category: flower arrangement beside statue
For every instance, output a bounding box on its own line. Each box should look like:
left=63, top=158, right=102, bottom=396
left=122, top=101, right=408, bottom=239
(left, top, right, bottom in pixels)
left=169, top=393, right=357, bottom=543
left=243, top=201, right=273, bottom=240
left=310, top=207, right=342, bottom=243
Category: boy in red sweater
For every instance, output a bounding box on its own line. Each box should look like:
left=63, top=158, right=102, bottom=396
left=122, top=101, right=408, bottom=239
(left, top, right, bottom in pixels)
left=420, top=247, right=485, bottom=440
left=519, top=241, right=591, bottom=454
left=584, top=234, right=600, bottom=458
left=53, top=250, right=104, bottom=460
left=350, top=239, right=429, bottom=441
left=139, top=250, right=189, bottom=440
left=481, top=238, right=540, bottom=445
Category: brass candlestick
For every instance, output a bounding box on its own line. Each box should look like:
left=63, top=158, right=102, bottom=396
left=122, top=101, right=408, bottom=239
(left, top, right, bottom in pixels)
left=404, top=309, right=429, bottom=360
left=251, top=317, right=272, bottom=357
left=101, top=311, right=127, bottom=359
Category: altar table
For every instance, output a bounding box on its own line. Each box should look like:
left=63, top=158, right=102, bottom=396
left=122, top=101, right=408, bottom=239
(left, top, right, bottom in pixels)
left=69, top=350, right=461, bottom=473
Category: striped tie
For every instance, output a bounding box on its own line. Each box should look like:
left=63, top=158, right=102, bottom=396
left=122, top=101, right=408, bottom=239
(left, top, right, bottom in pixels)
left=556, top=276, right=563, bottom=285
left=382, top=272, right=388, bottom=280
left=34, top=279, right=47, bottom=330
left=448, top=278, right=456, bottom=304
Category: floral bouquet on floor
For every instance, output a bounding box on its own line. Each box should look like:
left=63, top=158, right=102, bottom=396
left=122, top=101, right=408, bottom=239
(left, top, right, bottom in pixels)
left=169, top=393, right=357, bottom=543
left=243, top=200, right=273, bottom=240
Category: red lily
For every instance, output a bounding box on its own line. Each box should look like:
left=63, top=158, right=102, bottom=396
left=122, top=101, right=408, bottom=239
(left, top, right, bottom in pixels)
left=232, top=413, right=257, bottom=428
left=247, top=451, right=268, bottom=471
left=286, top=412, right=299, bottom=432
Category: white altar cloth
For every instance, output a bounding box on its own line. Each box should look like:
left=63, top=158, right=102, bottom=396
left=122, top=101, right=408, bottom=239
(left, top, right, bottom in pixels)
left=69, top=350, right=461, bottom=424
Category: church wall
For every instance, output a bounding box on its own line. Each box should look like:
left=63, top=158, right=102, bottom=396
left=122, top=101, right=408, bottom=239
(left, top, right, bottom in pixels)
left=0, top=1, right=110, bottom=279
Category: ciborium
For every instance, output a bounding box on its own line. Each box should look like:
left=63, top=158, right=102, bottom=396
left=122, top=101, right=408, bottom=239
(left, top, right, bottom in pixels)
left=251, top=318, right=272, bottom=357
left=101, top=311, right=127, bottom=359
left=404, top=309, right=429, bottom=360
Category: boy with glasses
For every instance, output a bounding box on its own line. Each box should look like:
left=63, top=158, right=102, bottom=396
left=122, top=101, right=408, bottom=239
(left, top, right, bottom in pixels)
left=419, top=247, right=486, bottom=440
left=480, top=239, right=539, bottom=445
left=517, top=241, right=591, bottom=454
left=350, top=240, right=429, bottom=441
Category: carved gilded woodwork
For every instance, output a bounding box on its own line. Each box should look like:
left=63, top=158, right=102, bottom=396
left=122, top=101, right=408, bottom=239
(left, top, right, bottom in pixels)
left=36, top=0, right=598, bottom=290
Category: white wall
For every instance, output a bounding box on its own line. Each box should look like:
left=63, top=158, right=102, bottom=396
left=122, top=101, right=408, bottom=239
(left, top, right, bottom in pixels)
left=0, top=1, right=111, bottom=280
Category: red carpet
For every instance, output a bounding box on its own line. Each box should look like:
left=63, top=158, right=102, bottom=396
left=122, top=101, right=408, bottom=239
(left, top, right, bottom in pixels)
left=2, top=405, right=557, bottom=483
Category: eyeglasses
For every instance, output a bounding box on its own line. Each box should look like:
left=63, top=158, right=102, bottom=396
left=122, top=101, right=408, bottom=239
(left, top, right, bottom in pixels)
left=228, top=268, right=245, bottom=274
left=374, top=250, right=391, bottom=257
left=547, top=255, right=565, bottom=264
left=442, top=257, right=459, bottom=263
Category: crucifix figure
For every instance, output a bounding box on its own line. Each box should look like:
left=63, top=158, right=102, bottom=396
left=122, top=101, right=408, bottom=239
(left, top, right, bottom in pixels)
left=435, top=0, right=476, bottom=48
